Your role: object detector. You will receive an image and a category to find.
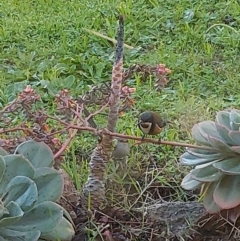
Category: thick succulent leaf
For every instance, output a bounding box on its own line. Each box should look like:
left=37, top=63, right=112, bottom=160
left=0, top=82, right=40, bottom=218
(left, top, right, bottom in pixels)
left=181, top=172, right=202, bottom=190
left=214, top=175, right=240, bottom=209
left=213, top=157, right=240, bottom=175
left=215, top=111, right=231, bottom=130
left=215, top=123, right=235, bottom=145
left=0, top=228, right=40, bottom=241
left=8, top=201, right=62, bottom=233
left=229, top=131, right=240, bottom=146
left=230, top=110, right=240, bottom=130
left=191, top=165, right=222, bottom=182
left=185, top=147, right=221, bottom=158
left=230, top=122, right=240, bottom=131
left=180, top=150, right=222, bottom=166
left=40, top=217, right=75, bottom=241
left=192, top=124, right=211, bottom=146
left=203, top=182, right=221, bottom=214
left=0, top=202, right=8, bottom=219
left=34, top=167, right=64, bottom=203
left=0, top=147, right=8, bottom=156
left=195, top=159, right=223, bottom=169
left=0, top=155, right=34, bottom=196
left=0, top=156, right=5, bottom=184
left=14, top=140, right=54, bottom=168
left=198, top=121, right=223, bottom=141
left=2, top=176, right=38, bottom=212
left=207, top=136, right=232, bottom=152
left=230, top=146, right=240, bottom=154
left=0, top=201, right=23, bottom=226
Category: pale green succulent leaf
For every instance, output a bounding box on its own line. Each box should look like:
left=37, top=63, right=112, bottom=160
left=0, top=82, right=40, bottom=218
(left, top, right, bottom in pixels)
left=230, top=122, right=240, bottom=131
left=181, top=172, right=202, bottom=190
left=180, top=150, right=222, bottom=166
left=215, top=111, right=231, bottom=130
left=0, top=156, right=6, bottom=184
left=0, top=201, right=23, bottom=226
left=198, top=121, right=223, bottom=141
left=40, top=217, right=75, bottom=241
left=186, top=147, right=221, bottom=158
left=191, top=124, right=211, bottom=146
left=203, top=182, right=221, bottom=214
left=230, top=146, right=240, bottom=154
left=207, top=136, right=232, bottom=152
left=8, top=201, right=62, bottom=233
left=195, top=159, right=223, bottom=169
left=213, top=157, right=240, bottom=175
left=2, top=176, right=38, bottom=212
left=0, top=228, right=40, bottom=241
left=34, top=167, right=64, bottom=203
left=229, top=131, right=240, bottom=146
left=0, top=202, right=8, bottom=219
left=215, top=123, right=235, bottom=145
left=14, top=140, right=54, bottom=168
left=214, top=175, right=240, bottom=209
left=0, top=148, right=8, bottom=156
left=191, top=165, right=222, bottom=182
left=230, top=110, right=240, bottom=130
left=0, top=155, right=34, bottom=196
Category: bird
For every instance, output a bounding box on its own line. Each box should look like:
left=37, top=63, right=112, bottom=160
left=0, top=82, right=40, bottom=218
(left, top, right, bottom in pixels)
left=112, top=137, right=130, bottom=159
left=138, top=111, right=168, bottom=141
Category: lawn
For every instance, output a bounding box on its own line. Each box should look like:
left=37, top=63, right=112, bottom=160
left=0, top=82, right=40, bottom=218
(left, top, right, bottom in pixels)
left=1, top=0, right=240, bottom=240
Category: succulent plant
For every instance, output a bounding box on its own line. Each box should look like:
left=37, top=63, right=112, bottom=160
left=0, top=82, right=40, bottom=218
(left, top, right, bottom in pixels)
left=181, top=109, right=240, bottom=214
left=0, top=140, right=75, bottom=241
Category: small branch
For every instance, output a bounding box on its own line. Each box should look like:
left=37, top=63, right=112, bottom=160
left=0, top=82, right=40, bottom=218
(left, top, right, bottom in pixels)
left=63, top=125, right=217, bottom=151
left=53, top=116, right=79, bottom=159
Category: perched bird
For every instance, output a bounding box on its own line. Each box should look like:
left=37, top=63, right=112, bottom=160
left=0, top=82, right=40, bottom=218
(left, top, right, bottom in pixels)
left=138, top=111, right=168, bottom=141
left=112, top=137, right=130, bottom=159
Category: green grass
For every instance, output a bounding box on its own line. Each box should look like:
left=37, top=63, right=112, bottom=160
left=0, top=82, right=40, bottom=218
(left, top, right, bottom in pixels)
left=1, top=0, right=240, bottom=238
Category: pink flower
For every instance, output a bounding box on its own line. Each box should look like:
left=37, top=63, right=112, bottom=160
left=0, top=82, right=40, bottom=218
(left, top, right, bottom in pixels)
left=121, top=86, right=136, bottom=94
left=158, top=64, right=171, bottom=75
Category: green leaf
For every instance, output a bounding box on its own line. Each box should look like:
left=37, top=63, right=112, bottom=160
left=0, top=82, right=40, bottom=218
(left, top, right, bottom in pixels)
left=8, top=201, right=62, bottom=233
left=62, top=75, right=75, bottom=88
left=41, top=216, right=75, bottom=241
left=34, top=167, right=64, bottom=203
left=14, top=141, right=54, bottom=168
left=203, top=182, right=221, bottom=214
left=230, top=146, right=240, bottom=154
left=180, top=149, right=222, bottom=166
left=215, top=110, right=231, bottom=130
left=191, top=165, right=222, bottom=182
left=0, top=228, right=40, bottom=241
left=198, top=121, right=222, bottom=141
left=214, top=175, right=240, bottom=209
left=0, top=156, right=6, bottom=184
left=0, top=201, right=23, bottom=226
left=181, top=172, right=202, bottom=190
left=2, top=176, right=38, bottom=212
left=229, top=131, right=240, bottom=146
left=0, top=155, right=34, bottom=196
left=183, top=9, right=195, bottom=23
left=213, top=157, right=240, bottom=175
left=215, top=123, right=235, bottom=145
left=0, top=148, right=8, bottom=156
left=230, top=109, right=240, bottom=125
left=207, top=136, right=232, bottom=152
left=191, top=124, right=211, bottom=146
